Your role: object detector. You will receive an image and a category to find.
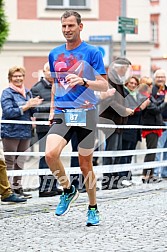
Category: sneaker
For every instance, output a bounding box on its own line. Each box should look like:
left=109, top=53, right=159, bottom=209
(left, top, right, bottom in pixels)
left=86, top=208, right=100, bottom=226
left=1, top=193, right=27, bottom=204
left=55, top=185, right=79, bottom=216
left=14, top=188, right=32, bottom=199
left=78, top=187, right=87, bottom=193
left=142, top=176, right=162, bottom=184
left=39, top=189, right=63, bottom=198
left=149, top=176, right=162, bottom=183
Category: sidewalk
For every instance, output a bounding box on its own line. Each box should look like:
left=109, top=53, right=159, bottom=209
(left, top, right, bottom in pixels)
left=1, top=177, right=167, bottom=252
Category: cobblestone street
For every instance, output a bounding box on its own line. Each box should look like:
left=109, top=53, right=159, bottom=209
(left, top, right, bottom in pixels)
left=1, top=178, right=167, bottom=252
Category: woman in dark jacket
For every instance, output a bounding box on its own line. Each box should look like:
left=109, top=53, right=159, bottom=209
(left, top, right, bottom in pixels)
left=120, top=76, right=148, bottom=166
left=1, top=66, right=43, bottom=198
left=99, top=57, right=134, bottom=189
left=139, top=78, right=167, bottom=183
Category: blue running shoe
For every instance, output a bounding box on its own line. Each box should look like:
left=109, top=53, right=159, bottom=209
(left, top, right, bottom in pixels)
left=55, top=185, right=79, bottom=216
left=86, top=208, right=100, bottom=226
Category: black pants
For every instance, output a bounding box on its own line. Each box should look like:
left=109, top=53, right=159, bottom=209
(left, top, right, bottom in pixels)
left=102, top=131, right=127, bottom=189
left=143, top=132, right=159, bottom=177
left=120, top=140, right=137, bottom=164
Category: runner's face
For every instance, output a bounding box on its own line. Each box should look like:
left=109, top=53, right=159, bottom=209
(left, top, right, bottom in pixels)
left=61, top=16, right=83, bottom=43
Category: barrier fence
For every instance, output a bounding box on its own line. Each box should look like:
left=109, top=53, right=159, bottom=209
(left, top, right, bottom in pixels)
left=1, top=119, right=167, bottom=177
left=1, top=119, right=167, bottom=129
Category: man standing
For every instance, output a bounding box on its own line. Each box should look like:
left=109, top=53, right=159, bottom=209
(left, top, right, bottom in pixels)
left=45, top=10, right=108, bottom=226
left=31, top=62, right=62, bottom=197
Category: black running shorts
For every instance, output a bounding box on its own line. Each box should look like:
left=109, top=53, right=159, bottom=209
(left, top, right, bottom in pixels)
left=48, top=109, right=97, bottom=149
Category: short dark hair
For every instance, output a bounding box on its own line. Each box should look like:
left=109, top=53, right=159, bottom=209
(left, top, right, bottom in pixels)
left=114, top=57, right=132, bottom=66
left=61, top=10, right=81, bottom=25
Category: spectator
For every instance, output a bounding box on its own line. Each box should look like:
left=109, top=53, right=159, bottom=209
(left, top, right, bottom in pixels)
left=151, top=69, right=167, bottom=178
left=99, top=57, right=134, bottom=190
left=1, top=66, right=43, bottom=198
left=139, top=77, right=167, bottom=183
left=31, top=62, right=63, bottom=197
left=119, top=76, right=149, bottom=184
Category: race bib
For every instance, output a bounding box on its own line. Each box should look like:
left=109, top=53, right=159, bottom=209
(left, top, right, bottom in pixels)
left=64, top=109, right=86, bottom=126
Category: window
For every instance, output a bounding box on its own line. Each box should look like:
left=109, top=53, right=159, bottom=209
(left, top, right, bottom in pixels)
left=38, top=0, right=97, bottom=19
left=151, top=21, right=158, bottom=43
left=47, top=0, right=89, bottom=9
left=150, top=14, right=159, bottom=46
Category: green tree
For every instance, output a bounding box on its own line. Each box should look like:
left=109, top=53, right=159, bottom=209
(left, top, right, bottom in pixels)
left=0, top=0, right=9, bottom=50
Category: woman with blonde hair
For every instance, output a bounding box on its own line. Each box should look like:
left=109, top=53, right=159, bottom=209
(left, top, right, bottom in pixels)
left=1, top=66, right=43, bottom=198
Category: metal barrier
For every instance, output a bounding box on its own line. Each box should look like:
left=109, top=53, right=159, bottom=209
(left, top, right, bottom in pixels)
left=1, top=119, right=167, bottom=176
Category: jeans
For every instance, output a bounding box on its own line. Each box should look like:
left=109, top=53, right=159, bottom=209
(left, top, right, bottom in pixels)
left=0, top=157, right=12, bottom=200
left=154, top=122, right=167, bottom=177
left=37, top=132, right=58, bottom=192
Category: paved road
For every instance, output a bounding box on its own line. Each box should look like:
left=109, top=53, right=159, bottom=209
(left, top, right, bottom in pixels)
left=1, top=177, right=167, bottom=252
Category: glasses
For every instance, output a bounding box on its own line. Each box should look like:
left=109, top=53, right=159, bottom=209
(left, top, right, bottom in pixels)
left=155, top=76, right=165, bottom=78
left=12, top=75, right=24, bottom=78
